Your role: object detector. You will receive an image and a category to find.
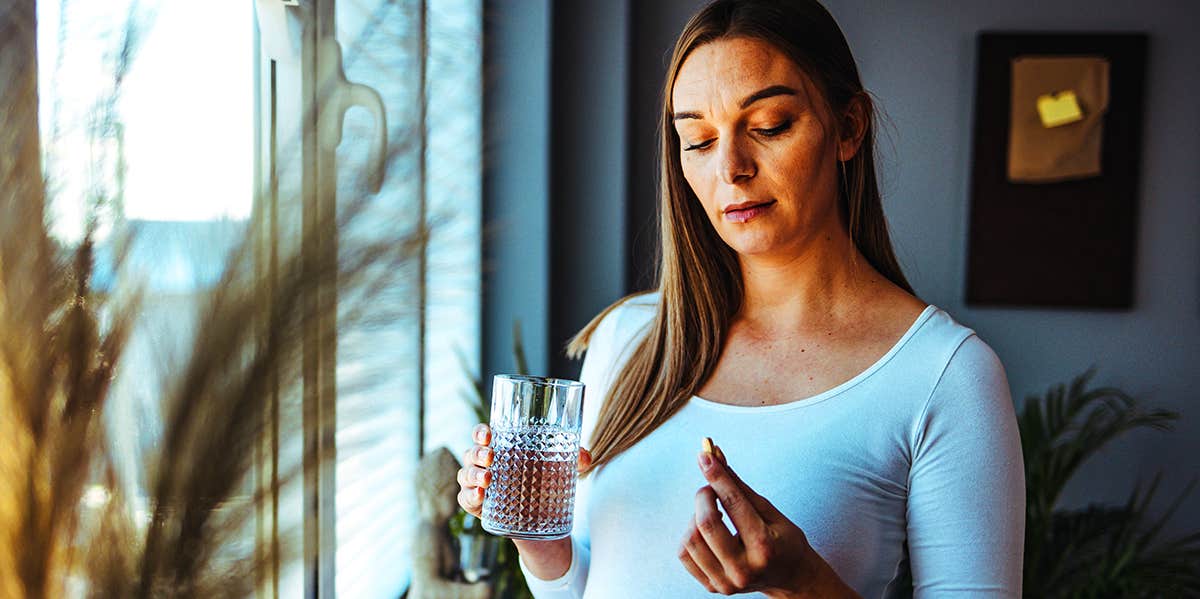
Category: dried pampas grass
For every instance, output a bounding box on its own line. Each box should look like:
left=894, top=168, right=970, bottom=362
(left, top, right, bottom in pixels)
left=1, top=1, right=427, bottom=597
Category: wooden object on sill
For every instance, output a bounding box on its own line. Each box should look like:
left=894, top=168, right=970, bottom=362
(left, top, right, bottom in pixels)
left=410, top=447, right=492, bottom=599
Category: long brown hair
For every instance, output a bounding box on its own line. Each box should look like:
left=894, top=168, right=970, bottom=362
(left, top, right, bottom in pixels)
left=568, top=0, right=913, bottom=474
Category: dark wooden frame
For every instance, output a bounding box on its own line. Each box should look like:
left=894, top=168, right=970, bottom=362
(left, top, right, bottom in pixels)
left=966, top=32, right=1148, bottom=309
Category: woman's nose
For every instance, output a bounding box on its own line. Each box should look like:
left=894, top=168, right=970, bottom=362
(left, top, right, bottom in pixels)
left=717, top=138, right=756, bottom=185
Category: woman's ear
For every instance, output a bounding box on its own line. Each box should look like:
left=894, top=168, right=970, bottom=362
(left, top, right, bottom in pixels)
left=837, top=94, right=869, bottom=162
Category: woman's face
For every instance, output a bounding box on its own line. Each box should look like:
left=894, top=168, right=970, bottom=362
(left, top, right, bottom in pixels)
left=672, top=37, right=857, bottom=259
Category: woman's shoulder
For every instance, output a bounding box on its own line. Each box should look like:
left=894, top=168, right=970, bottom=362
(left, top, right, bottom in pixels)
left=577, top=292, right=659, bottom=431
left=917, top=304, right=977, bottom=346
left=878, top=301, right=1004, bottom=390
left=583, top=291, right=657, bottom=367
left=587, top=291, right=658, bottom=360
left=616, top=290, right=660, bottom=312
left=903, top=305, right=1010, bottom=406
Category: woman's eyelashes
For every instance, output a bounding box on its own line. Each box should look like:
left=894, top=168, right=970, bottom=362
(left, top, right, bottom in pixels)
left=681, top=120, right=793, bottom=152
left=755, top=120, right=792, bottom=137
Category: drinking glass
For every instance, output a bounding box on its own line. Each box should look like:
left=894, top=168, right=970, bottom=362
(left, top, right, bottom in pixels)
left=480, top=374, right=585, bottom=540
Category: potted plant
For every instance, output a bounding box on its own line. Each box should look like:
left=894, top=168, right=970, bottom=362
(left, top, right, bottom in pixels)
left=1020, top=368, right=1200, bottom=596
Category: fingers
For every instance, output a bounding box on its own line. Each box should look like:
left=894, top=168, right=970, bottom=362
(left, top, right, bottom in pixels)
left=694, top=485, right=746, bottom=570
left=678, top=549, right=718, bottom=594
left=679, top=519, right=735, bottom=594
left=457, top=423, right=493, bottom=517
left=456, top=465, right=491, bottom=488
left=577, top=447, right=593, bottom=472
left=703, top=444, right=782, bottom=521
left=472, top=423, right=491, bottom=445
left=463, top=443, right=493, bottom=468
left=456, top=485, right=485, bottom=516
left=698, top=451, right=767, bottom=538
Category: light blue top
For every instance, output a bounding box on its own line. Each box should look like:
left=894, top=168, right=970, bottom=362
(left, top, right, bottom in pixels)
left=522, top=293, right=1025, bottom=598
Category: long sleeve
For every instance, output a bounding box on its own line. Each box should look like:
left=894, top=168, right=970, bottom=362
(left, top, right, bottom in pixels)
left=906, top=334, right=1025, bottom=597
left=518, top=536, right=591, bottom=599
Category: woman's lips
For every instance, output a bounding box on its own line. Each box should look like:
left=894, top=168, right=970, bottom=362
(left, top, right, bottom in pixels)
left=724, top=200, right=776, bottom=223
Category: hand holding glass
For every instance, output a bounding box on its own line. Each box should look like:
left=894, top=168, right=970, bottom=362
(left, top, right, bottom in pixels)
left=478, top=375, right=585, bottom=540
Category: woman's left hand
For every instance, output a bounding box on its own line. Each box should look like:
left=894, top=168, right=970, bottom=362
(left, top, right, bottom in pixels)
left=678, top=445, right=861, bottom=598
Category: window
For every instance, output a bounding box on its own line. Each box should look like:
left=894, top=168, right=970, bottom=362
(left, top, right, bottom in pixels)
left=37, top=0, right=256, bottom=538
left=39, top=0, right=482, bottom=596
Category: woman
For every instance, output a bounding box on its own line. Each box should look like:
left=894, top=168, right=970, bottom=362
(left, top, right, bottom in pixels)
left=458, top=0, right=1024, bottom=596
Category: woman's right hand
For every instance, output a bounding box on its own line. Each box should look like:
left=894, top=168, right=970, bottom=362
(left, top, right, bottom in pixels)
left=456, top=423, right=496, bottom=517
left=456, top=423, right=593, bottom=519
left=457, top=423, right=593, bottom=581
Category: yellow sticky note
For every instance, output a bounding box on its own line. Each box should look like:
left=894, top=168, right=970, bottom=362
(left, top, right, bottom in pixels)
left=1036, top=90, right=1084, bottom=128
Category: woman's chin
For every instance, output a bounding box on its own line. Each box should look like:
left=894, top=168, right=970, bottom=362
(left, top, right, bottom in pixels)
left=722, top=234, right=786, bottom=258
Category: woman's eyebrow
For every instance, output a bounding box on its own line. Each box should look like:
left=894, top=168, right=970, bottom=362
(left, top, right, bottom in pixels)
left=672, top=84, right=798, bottom=121
left=739, top=84, right=797, bottom=109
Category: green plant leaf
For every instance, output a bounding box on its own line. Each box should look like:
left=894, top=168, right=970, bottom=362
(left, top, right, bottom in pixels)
left=512, top=320, right=529, bottom=376
left=1020, top=368, right=1199, bottom=597
left=453, top=344, right=489, bottom=424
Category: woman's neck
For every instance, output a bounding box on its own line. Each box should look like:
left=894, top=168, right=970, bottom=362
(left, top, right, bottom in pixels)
left=735, top=225, right=882, bottom=335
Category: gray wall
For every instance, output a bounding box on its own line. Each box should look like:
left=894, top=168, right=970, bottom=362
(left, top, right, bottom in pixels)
left=483, top=0, right=630, bottom=379
left=485, top=0, right=1199, bottom=532
left=547, top=0, right=630, bottom=378
left=625, top=0, right=1200, bottom=533
left=483, top=0, right=552, bottom=377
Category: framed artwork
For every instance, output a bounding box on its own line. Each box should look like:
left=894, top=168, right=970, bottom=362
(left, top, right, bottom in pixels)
left=965, top=32, right=1148, bottom=309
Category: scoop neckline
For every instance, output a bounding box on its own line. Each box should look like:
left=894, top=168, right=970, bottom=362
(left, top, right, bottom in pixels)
left=689, top=304, right=938, bottom=413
